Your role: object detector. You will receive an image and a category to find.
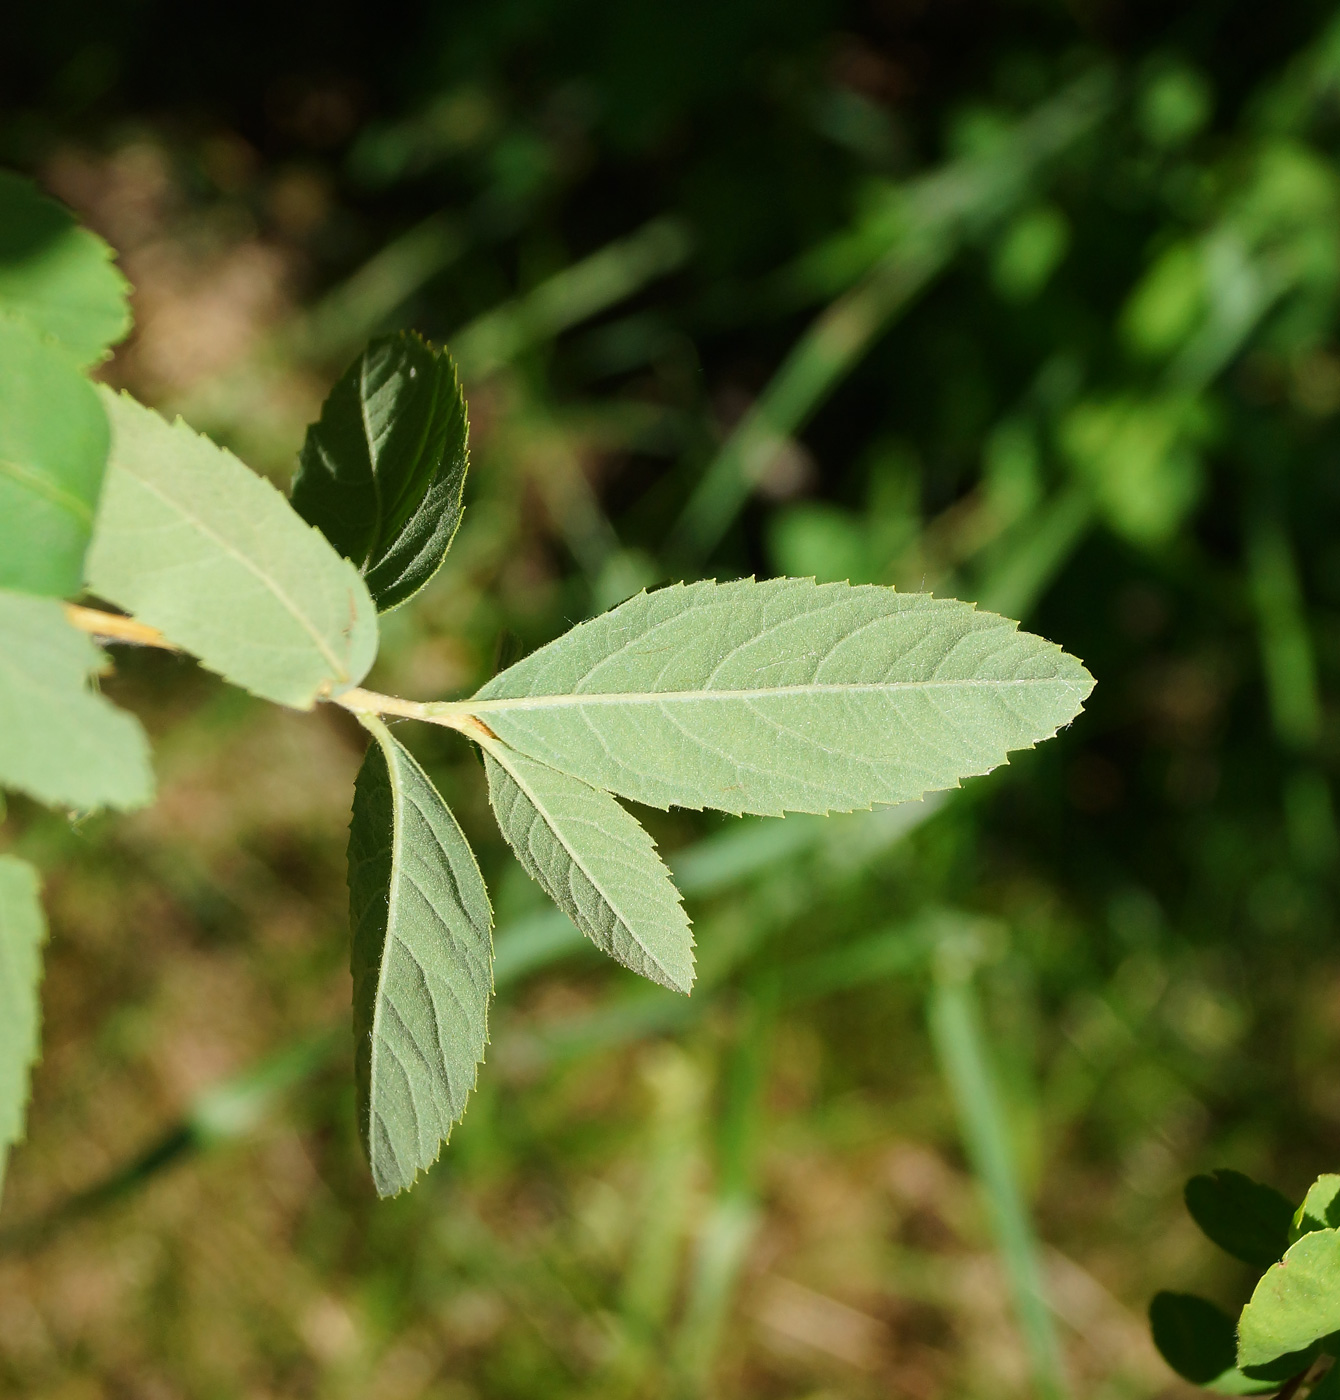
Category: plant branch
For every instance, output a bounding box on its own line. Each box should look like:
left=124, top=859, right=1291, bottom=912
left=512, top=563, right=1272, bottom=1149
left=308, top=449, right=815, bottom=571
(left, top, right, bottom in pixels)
left=64, top=604, right=179, bottom=651
left=332, top=686, right=496, bottom=741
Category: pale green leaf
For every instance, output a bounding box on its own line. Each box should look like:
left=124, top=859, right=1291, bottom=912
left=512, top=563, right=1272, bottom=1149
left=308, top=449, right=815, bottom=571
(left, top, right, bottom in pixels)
left=87, top=389, right=379, bottom=709
left=0, top=589, right=153, bottom=810
left=292, top=332, right=469, bottom=612
left=0, top=854, right=46, bottom=1204
left=1292, top=1176, right=1340, bottom=1243
left=0, top=315, right=109, bottom=597
left=461, top=579, right=1093, bottom=818
left=1238, top=1228, right=1340, bottom=1370
left=0, top=170, right=130, bottom=368
left=482, top=741, right=694, bottom=993
left=349, top=717, right=493, bottom=1197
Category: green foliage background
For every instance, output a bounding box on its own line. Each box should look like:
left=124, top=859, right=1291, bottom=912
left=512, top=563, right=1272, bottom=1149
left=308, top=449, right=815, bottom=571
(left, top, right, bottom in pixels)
left=6, top=2, right=1340, bottom=1395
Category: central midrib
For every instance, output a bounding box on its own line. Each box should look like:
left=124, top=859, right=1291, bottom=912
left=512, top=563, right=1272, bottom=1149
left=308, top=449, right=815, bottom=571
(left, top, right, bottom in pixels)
left=465, top=676, right=1086, bottom=713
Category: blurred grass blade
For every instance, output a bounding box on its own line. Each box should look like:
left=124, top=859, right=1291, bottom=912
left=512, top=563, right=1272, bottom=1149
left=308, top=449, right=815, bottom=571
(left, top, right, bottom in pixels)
left=928, top=927, right=1070, bottom=1400
left=673, top=72, right=1112, bottom=561
left=0, top=856, right=45, bottom=1208
left=452, top=216, right=692, bottom=380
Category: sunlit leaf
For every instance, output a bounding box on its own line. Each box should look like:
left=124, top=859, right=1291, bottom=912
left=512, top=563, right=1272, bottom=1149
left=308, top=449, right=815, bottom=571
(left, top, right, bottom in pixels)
left=0, top=854, right=46, bottom=1204
left=460, top=579, right=1093, bottom=818
left=292, top=332, right=468, bottom=612
left=0, top=170, right=130, bottom=368
left=1185, top=1169, right=1294, bottom=1269
left=0, top=589, right=153, bottom=811
left=483, top=741, right=694, bottom=993
left=1292, top=1176, right=1340, bottom=1243
left=0, top=316, right=110, bottom=597
left=349, top=718, right=493, bottom=1197
left=1238, top=1228, right=1340, bottom=1370
left=87, top=389, right=379, bottom=709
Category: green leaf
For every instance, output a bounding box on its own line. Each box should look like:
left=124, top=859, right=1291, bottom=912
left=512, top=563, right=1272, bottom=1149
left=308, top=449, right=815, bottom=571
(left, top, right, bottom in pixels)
left=0, top=854, right=46, bottom=1204
left=292, top=332, right=469, bottom=612
left=1238, top=1229, right=1340, bottom=1370
left=1149, top=1293, right=1275, bottom=1394
left=0, top=170, right=130, bottom=368
left=461, top=579, right=1093, bottom=818
left=1185, top=1169, right=1295, bottom=1269
left=482, top=740, right=694, bottom=993
left=0, top=315, right=110, bottom=597
left=0, top=589, right=153, bottom=810
left=87, top=389, right=379, bottom=709
left=1292, top=1176, right=1340, bottom=1244
left=349, top=717, right=493, bottom=1197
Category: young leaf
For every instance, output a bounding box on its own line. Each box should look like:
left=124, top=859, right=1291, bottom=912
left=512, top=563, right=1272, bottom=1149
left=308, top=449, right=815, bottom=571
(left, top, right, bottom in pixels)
left=0, top=170, right=130, bottom=368
left=1292, top=1176, right=1340, bottom=1244
left=292, top=332, right=468, bottom=612
left=1148, top=1293, right=1274, bottom=1394
left=1185, top=1169, right=1295, bottom=1269
left=87, top=389, right=379, bottom=709
left=461, top=579, right=1094, bottom=817
left=0, top=854, right=46, bottom=1204
left=0, top=316, right=110, bottom=597
left=349, top=717, right=493, bottom=1197
left=1238, top=1229, right=1340, bottom=1371
left=0, top=589, right=153, bottom=811
left=482, top=740, right=694, bottom=993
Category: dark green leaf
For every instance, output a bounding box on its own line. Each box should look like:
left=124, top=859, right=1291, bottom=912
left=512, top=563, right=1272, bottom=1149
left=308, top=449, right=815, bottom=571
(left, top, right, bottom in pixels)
left=292, top=332, right=468, bottom=612
left=1149, top=1293, right=1275, bottom=1394
left=349, top=717, right=493, bottom=1197
left=0, top=170, right=130, bottom=368
left=1185, top=1170, right=1295, bottom=1269
left=0, top=315, right=109, bottom=597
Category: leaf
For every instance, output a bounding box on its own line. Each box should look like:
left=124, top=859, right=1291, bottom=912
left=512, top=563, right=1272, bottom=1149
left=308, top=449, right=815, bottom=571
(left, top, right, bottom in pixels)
left=0, top=170, right=130, bottom=367
left=462, top=579, right=1094, bottom=818
left=1238, top=1229, right=1340, bottom=1370
left=0, top=315, right=110, bottom=597
left=292, top=332, right=469, bottom=612
left=482, top=740, right=694, bottom=993
left=1292, top=1176, right=1340, bottom=1244
left=0, top=854, right=46, bottom=1203
left=87, top=389, right=379, bottom=709
left=0, top=589, right=153, bottom=810
left=1148, top=1293, right=1274, bottom=1394
left=349, top=717, right=493, bottom=1197
left=1185, top=1169, right=1295, bottom=1269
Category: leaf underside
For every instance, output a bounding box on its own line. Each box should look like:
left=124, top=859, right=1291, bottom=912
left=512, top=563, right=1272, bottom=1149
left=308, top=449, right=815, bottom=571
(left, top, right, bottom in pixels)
left=292, top=331, right=469, bottom=612
left=0, top=315, right=110, bottom=597
left=0, top=170, right=130, bottom=369
left=87, top=389, right=379, bottom=710
left=469, top=578, right=1095, bottom=816
left=349, top=720, right=493, bottom=1197
left=0, top=589, right=153, bottom=811
left=483, top=742, right=694, bottom=993
left=0, top=854, right=47, bottom=1204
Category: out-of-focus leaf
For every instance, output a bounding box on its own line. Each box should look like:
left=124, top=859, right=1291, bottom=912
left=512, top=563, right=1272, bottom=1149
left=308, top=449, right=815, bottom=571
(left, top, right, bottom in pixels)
left=1238, top=1229, right=1340, bottom=1370
left=0, top=854, right=46, bottom=1204
left=0, top=316, right=110, bottom=597
left=87, top=389, right=379, bottom=709
left=461, top=579, right=1093, bottom=818
left=483, top=742, right=694, bottom=993
left=1292, top=1176, right=1340, bottom=1244
left=0, top=589, right=153, bottom=811
left=1149, top=1293, right=1275, bottom=1394
left=0, top=170, right=130, bottom=367
left=292, top=332, right=468, bottom=612
left=348, top=717, right=493, bottom=1198
left=1185, top=1169, right=1295, bottom=1269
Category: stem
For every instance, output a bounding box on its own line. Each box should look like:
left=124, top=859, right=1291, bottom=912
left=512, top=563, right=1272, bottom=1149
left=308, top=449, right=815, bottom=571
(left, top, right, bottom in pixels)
left=333, top=686, right=497, bottom=742
left=64, top=604, right=179, bottom=651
